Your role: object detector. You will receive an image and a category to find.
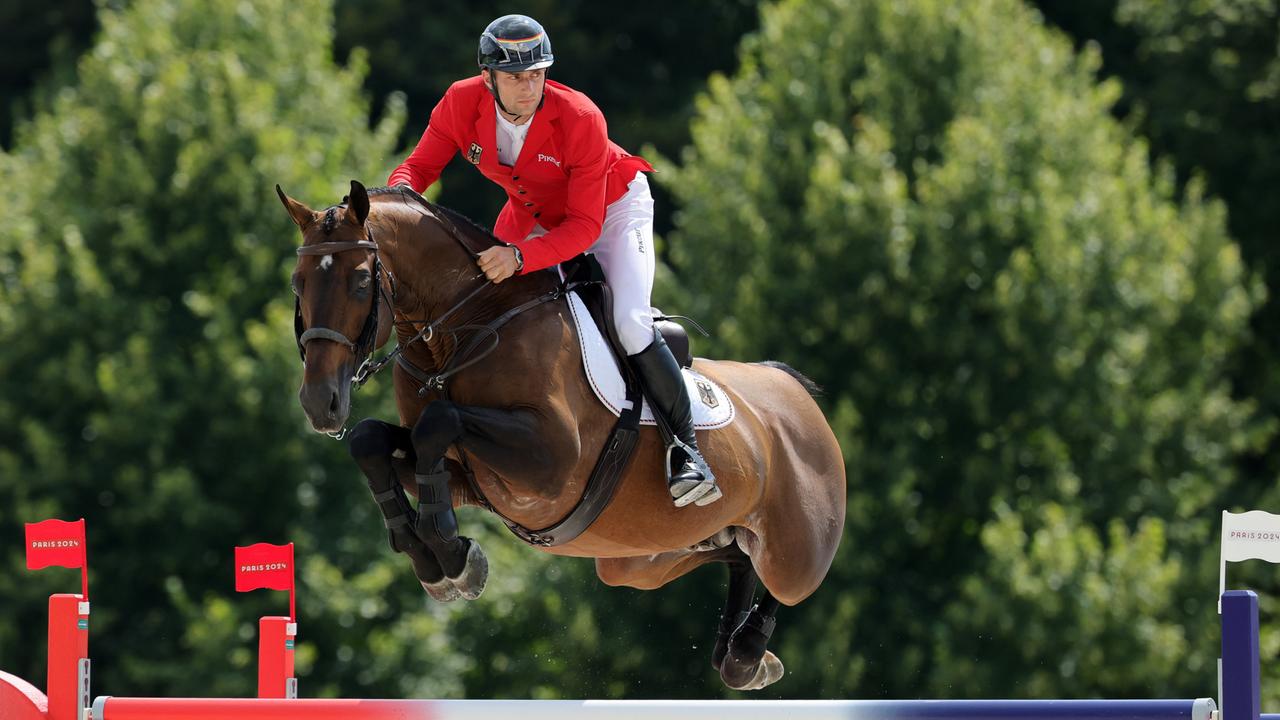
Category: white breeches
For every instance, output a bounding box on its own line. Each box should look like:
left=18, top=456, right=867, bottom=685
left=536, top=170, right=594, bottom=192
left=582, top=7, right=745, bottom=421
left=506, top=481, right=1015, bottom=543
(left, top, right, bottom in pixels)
left=528, top=171, right=657, bottom=355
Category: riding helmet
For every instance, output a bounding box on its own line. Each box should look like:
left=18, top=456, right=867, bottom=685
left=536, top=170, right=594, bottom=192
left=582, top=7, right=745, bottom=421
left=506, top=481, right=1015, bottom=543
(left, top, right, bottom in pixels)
left=477, top=15, right=554, bottom=73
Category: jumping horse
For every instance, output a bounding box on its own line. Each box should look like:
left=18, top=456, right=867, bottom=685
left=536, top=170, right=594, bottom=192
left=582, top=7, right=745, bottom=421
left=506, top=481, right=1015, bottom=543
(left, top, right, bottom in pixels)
left=278, top=180, right=846, bottom=690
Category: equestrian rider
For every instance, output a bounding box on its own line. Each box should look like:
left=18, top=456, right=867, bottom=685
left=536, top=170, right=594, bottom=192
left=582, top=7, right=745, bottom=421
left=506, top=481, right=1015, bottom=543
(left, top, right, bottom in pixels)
left=387, top=14, right=721, bottom=508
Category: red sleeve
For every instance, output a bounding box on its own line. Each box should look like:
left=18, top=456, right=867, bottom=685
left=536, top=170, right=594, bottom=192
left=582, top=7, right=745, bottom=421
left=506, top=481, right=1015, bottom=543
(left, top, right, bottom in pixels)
left=516, top=111, right=609, bottom=274
left=387, top=89, right=460, bottom=191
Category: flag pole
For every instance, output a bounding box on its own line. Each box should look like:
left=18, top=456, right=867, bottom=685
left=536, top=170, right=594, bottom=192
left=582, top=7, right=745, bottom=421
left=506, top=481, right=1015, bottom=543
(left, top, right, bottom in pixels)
left=79, top=519, right=88, bottom=600
left=288, top=543, right=296, bottom=623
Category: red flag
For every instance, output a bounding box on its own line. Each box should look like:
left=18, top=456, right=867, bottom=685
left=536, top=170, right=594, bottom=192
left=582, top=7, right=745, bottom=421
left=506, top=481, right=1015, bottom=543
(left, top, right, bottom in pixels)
left=235, top=543, right=294, bottom=592
left=25, top=519, right=86, bottom=570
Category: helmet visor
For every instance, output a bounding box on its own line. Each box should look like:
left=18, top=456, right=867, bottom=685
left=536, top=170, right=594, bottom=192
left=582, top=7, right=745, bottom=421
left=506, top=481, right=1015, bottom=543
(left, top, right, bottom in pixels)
left=482, top=31, right=553, bottom=69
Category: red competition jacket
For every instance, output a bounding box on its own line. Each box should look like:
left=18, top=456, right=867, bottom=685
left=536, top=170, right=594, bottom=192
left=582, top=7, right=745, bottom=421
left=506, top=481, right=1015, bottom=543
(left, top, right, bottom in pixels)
left=387, top=76, right=653, bottom=274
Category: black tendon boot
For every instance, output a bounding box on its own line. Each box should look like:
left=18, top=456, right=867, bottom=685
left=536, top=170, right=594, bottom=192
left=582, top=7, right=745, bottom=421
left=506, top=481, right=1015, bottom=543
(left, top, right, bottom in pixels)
left=629, top=330, right=722, bottom=507
left=415, top=460, right=459, bottom=544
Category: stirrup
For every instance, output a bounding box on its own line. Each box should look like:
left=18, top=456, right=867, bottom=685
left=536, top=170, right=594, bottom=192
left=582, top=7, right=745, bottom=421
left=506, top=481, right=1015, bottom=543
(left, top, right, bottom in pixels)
left=666, top=440, right=721, bottom=508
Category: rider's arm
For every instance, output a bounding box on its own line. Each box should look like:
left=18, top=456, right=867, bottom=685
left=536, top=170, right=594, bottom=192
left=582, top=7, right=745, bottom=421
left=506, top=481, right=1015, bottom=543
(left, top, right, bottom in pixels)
left=514, top=109, right=609, bottom=274
left=388, top=89, right=461, bottom=191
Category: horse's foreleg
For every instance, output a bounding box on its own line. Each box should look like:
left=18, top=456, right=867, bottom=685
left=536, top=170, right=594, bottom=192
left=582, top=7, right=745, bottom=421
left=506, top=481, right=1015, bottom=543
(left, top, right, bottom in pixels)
left=408, top=400, right=486, bottom=599
left=409, top=399, right=568, bottom=600
left=347, top=419, right=459, bottom=602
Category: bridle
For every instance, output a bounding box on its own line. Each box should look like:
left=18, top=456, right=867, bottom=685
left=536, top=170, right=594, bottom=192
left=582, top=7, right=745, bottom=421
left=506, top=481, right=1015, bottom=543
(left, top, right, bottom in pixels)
left=292, top=192, right=530, bottom=386
left=292, top=191, right=569, bottom=442
left=293, top=234, right=390, bottom=372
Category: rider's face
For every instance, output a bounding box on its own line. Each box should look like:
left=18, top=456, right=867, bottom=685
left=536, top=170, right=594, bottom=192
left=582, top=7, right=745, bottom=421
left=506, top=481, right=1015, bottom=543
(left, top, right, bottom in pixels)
left=486, top=68, right=545, bottom=118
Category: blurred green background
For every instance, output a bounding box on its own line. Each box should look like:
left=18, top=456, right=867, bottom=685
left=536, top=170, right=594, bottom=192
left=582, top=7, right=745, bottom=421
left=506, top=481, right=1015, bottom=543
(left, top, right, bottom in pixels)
left=2, top=0, right=1279, bottom=702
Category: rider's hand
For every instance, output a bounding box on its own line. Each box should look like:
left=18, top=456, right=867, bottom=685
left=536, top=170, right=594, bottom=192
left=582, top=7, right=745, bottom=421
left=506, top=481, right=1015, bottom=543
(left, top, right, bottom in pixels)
left=477, top=245, right=520, bottom=283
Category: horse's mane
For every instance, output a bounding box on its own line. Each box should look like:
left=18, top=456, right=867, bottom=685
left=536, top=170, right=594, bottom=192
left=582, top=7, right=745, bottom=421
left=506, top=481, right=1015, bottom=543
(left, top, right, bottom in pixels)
left=364, top=185, right=502, bottom=249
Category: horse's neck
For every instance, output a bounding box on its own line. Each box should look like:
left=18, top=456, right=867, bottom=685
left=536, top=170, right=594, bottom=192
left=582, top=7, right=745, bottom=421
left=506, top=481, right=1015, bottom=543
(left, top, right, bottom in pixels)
left=375, top=207, right=554, bottom=368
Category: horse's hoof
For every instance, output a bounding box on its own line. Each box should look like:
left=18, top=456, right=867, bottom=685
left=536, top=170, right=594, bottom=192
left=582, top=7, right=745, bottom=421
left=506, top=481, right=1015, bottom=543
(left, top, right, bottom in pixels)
left=421, top=577, right=461, bottom=603
left=720, top=606, right=777, bottom=689
left=446, top=538, right=488, bottom=600
left=746, top=651, right=784, bottom=690
left=721, top=649, right=784, bottom=690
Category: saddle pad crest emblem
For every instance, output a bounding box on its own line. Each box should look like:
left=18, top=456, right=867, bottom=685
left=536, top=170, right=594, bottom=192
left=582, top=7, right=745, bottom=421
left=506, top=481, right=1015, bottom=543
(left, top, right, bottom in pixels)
left=696, top=380, right=719, bottom=409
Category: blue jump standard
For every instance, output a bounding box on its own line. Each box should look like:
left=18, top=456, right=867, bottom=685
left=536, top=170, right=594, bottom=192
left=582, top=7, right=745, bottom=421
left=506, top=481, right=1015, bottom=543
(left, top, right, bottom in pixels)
left=1224, top=590, right=1262, bottom=720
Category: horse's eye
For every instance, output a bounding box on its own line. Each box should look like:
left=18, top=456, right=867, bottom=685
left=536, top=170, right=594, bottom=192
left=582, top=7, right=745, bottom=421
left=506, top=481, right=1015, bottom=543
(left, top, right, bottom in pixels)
left=291, top=275, right=302, bottom=296
left=357, top=275, right=371, bottom=290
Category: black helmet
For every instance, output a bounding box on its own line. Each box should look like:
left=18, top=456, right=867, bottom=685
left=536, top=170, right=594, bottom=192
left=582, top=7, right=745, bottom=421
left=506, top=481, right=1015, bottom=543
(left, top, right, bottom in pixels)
left=478, top=15, right=554, bottom=73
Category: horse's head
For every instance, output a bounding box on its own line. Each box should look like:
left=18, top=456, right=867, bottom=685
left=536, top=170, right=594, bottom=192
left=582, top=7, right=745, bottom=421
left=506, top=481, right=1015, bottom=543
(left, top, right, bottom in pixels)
left=278, top=180, right=390, bottom=434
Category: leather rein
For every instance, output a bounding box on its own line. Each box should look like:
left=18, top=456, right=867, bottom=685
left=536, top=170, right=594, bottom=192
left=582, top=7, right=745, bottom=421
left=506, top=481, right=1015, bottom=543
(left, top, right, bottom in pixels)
left=294, top=192, right=562, bottom=412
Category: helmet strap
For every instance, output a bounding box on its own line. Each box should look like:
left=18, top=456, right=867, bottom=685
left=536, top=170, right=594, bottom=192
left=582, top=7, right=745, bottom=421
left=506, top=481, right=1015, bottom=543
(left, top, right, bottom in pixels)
left=483, top=69, right=544, bottom=124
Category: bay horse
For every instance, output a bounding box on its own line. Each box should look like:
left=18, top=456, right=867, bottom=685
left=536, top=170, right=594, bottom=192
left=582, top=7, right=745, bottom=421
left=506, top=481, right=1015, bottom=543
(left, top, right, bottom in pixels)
left=278, top=180, right=846, bottom=690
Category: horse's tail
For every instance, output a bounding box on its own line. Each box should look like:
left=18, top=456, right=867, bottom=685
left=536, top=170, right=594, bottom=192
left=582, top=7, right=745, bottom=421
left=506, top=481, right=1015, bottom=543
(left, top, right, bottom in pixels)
left=756, top=360, right=823, bottom=398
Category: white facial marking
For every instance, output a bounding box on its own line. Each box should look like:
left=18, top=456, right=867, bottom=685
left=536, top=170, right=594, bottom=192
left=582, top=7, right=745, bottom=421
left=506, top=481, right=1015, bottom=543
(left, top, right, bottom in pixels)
left=319, top=255, right=333, bottom=270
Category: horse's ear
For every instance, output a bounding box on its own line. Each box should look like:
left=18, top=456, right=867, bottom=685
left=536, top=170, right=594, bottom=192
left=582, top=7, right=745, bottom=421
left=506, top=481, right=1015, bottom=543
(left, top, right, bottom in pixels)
left=276, top=185, right=318, bottom=230
left=345, top=180, right=370, bottom=226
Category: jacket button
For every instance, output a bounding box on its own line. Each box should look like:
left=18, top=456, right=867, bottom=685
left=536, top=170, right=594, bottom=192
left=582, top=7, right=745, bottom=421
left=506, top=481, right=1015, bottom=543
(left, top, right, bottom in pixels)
left=517, top=189, right=526, bottom=194
left=524, top=202, right=534, bottom=207
left=533, top=212, right=541, bottom=218
left=512, top=176, right=520, bottom=181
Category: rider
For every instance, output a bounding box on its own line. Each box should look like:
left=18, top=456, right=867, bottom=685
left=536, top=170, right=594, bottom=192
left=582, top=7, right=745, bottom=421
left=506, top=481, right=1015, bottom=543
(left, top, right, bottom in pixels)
left=388, top=14, right=721, bottom=507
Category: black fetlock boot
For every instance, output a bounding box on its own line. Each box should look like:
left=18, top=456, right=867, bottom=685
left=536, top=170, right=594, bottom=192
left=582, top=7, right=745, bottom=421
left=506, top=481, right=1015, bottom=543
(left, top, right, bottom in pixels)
left=629, top=330, right=722, bottom=507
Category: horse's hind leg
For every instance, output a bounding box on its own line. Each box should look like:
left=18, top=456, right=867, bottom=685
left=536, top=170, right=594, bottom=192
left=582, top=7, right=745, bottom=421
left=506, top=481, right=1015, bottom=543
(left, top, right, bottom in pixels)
left=720, top=590, right=785, bottom=691
left=347, top=418, right=459, bottom=602
left=712, top=546, right=758, bottom=673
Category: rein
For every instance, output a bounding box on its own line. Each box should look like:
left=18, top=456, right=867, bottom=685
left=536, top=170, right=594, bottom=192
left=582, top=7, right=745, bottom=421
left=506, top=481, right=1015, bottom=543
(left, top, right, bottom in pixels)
left=294, top=191, right=557, bottom=399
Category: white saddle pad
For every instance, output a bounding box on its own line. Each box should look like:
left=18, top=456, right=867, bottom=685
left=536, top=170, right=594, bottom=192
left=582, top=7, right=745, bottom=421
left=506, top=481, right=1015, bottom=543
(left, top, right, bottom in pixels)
left=566, top=292, right=735, bottom=430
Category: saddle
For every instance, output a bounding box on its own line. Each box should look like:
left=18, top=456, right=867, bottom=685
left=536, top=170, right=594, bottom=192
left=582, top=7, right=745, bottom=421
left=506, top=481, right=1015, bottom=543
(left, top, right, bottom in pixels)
left=560, top=254, right=692, bottom=370
left=503, top=253, right=695, bottom=547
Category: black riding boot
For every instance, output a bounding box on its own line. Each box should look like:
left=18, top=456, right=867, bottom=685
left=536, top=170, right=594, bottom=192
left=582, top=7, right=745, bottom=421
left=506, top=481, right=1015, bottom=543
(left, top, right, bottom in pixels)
left=629, top=330, right=722, bottom=507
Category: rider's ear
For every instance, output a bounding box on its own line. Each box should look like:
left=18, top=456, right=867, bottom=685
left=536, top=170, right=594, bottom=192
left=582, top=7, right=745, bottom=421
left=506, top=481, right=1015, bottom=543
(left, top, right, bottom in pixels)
left=345, top=180, right=370, bottom=226
left=276, top=185, right=318, bottom=230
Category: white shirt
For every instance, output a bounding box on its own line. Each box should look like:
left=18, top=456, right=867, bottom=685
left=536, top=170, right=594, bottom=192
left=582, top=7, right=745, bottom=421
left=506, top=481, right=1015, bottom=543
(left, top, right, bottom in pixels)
left=495, top=103, right=534, bottom=167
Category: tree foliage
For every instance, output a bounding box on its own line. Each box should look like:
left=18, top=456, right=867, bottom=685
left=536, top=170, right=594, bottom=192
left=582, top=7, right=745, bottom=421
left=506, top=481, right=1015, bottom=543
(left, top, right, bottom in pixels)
left=0, top=0, right=405, bottom=696
left=656, top=0, right=1262, bottom=698
left=1037, top=0, right=1280, bottom=488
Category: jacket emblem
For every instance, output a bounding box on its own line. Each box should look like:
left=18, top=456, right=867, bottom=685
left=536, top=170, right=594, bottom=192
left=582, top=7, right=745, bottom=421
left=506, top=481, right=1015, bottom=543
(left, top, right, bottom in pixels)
left=467, top=143, right=483, bottom=165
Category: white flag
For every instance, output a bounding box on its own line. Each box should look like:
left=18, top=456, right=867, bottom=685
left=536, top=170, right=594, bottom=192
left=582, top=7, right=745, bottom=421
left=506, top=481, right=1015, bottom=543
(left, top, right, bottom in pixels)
left=1219, top=509, right=1280, bottom=611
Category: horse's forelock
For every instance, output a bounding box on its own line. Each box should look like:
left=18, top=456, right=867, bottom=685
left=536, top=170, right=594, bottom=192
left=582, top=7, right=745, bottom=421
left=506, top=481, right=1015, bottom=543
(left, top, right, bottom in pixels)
left=321, top=206, right=340, bottom=235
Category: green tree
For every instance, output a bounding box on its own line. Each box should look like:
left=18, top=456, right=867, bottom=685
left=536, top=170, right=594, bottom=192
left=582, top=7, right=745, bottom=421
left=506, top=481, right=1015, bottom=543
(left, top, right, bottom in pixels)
left=0, top=0, right=98, bottom=148
left=0, top=0, right=411, bottom=697
left=656, top=0, right=1264, bottom=699
left=1036, top=0, right=1280, bottom=494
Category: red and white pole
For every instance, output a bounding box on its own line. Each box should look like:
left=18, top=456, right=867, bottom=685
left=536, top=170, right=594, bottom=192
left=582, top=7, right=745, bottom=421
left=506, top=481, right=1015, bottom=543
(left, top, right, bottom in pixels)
left=256, top=617, right=296, bottom=699
left=46, top=593, right=90, bottom=720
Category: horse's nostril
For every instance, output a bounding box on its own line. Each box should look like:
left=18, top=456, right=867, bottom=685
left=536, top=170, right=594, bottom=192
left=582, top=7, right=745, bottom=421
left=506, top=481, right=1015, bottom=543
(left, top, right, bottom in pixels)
left=329, top=392, right=340, bottom=414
